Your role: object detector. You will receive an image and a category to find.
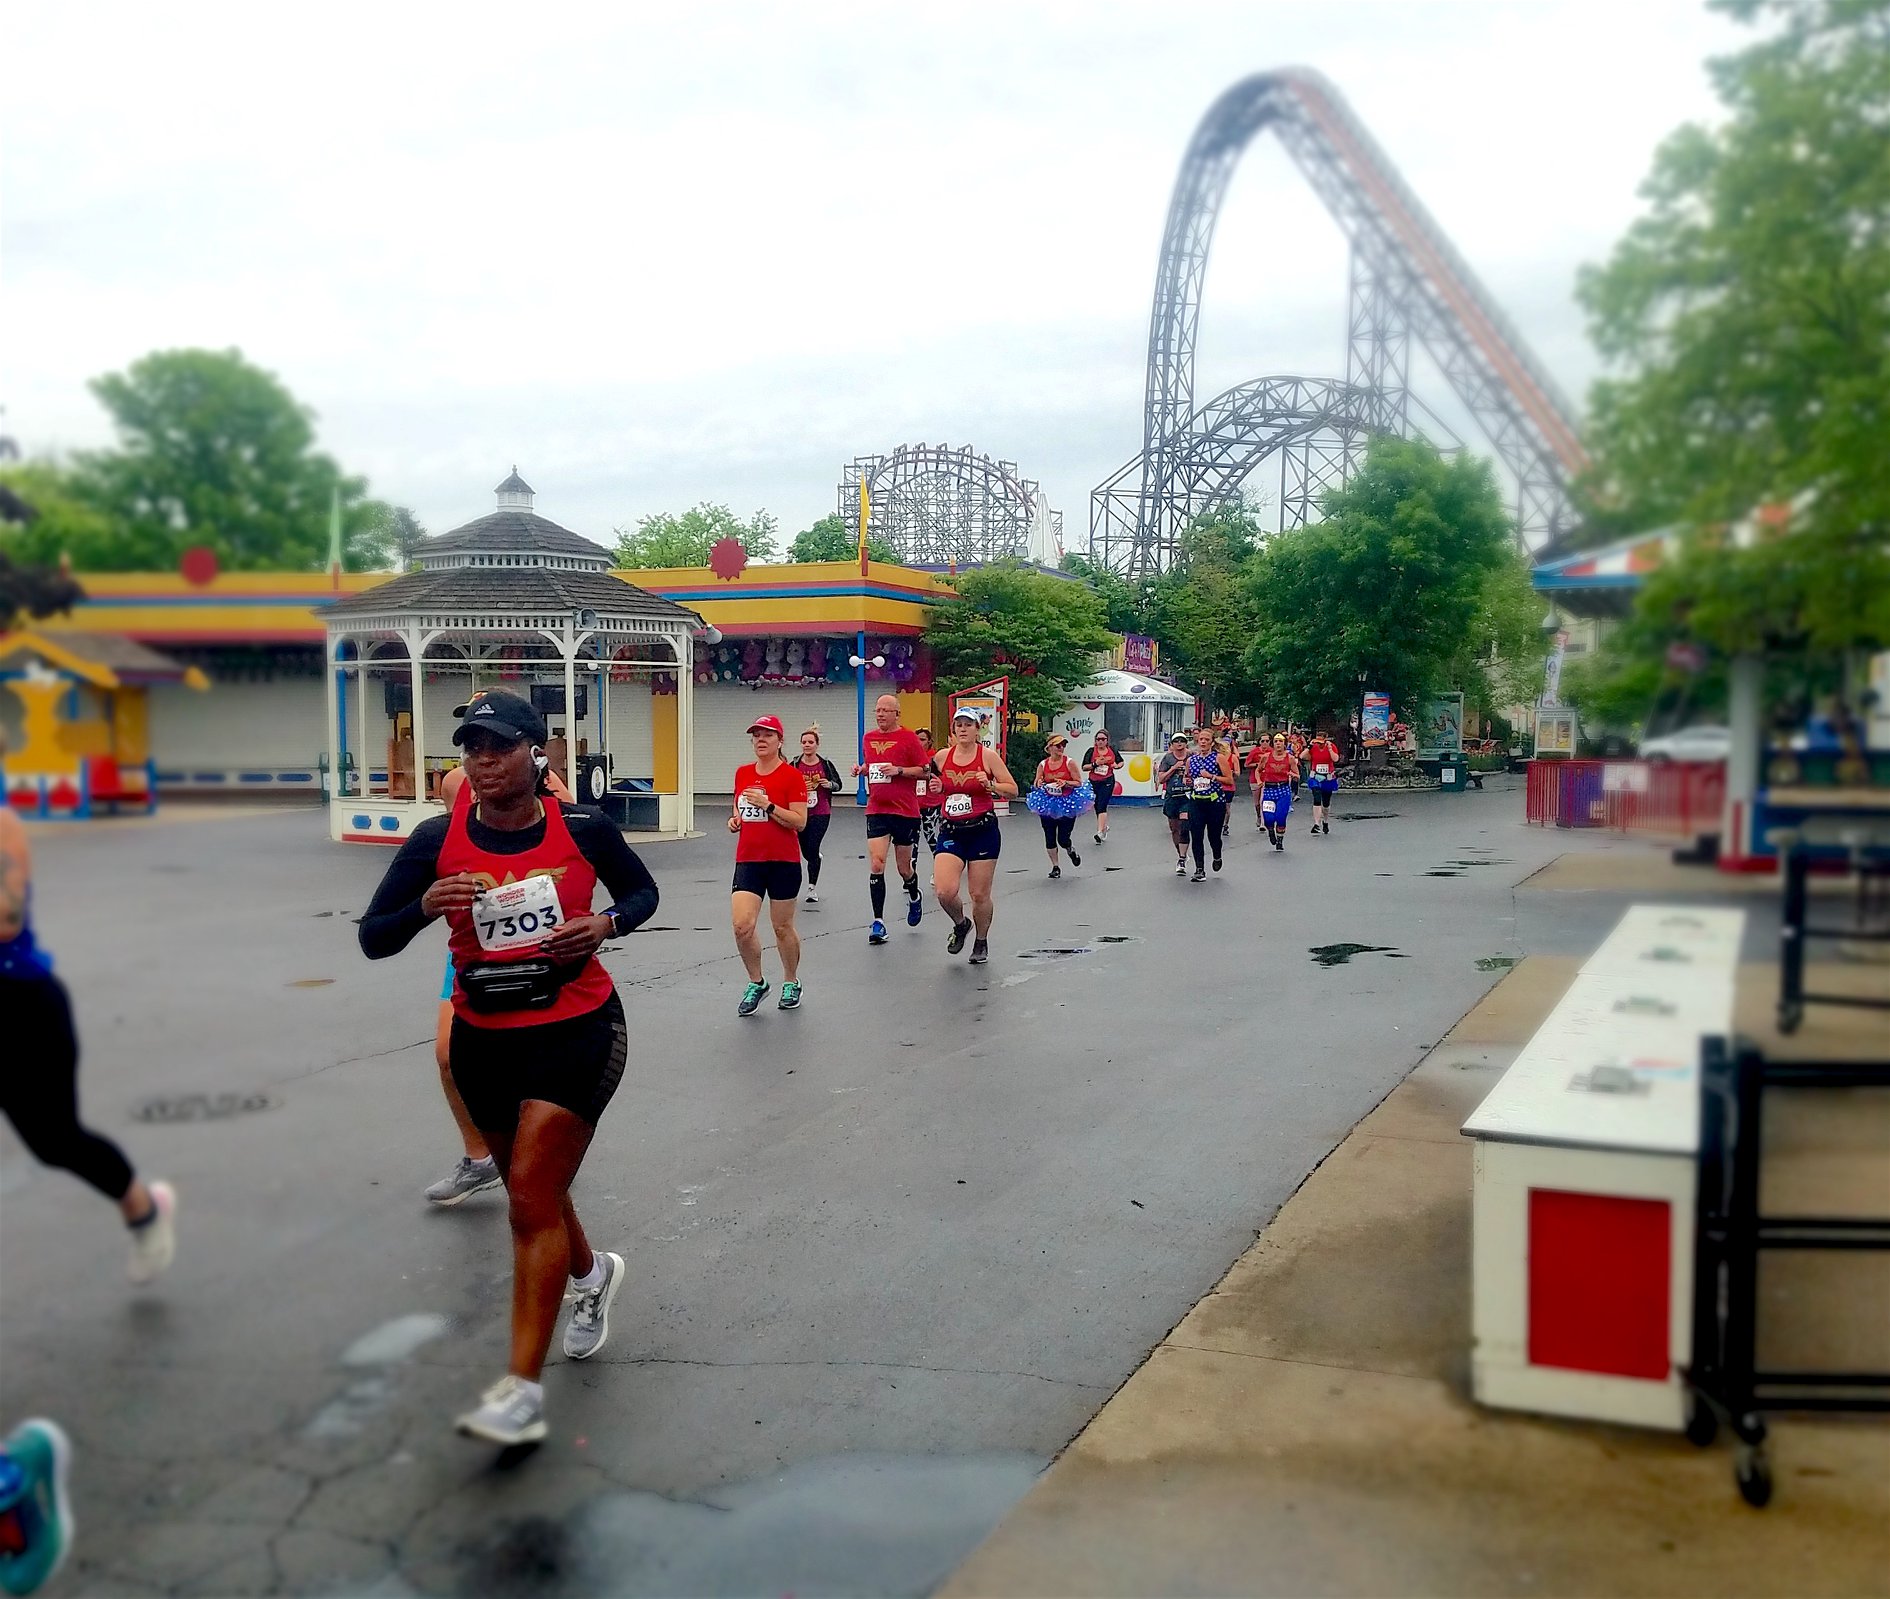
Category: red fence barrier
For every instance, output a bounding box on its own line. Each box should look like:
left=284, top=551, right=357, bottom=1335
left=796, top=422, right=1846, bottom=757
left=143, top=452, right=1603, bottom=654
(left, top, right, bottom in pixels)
left=1525, top=760, right=1723, bottom=836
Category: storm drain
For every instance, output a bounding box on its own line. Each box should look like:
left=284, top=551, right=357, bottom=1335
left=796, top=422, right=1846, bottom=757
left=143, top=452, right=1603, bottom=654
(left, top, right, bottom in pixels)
left=133, top=1091, right=278, bottom=1124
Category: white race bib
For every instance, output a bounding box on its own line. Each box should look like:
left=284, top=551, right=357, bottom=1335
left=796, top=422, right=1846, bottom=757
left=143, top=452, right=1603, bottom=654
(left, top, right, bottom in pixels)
left=1192, top=774, right=1215, bottom=794
left=944, top=791, right=974, bottom=818
left=1262, top=799, right=1277, bottom=814
left=472, top=875, right=563, bottom=954
left=868, top=762, right=893, bottom=787
left=738, top=800, right=772, bottom=823
left=1314, top=763, right=1332, bottom=777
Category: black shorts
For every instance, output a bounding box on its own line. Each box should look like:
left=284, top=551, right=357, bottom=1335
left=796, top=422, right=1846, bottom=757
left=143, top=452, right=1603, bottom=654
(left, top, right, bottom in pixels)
left=866, top=813, right=920, bottom=847
left=933, top=815, right=1002, bottom=862
left=1162, top=794, right=1191, bottom=820
left=732, top=860, right=803, bottom=899
left=450, top=991, right=627, bottom=1133
left=1090, top=779, right=1114, bottom=814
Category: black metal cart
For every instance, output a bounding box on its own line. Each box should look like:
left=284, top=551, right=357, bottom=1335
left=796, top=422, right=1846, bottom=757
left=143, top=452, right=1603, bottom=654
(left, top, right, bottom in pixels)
left=1765, top=789, right=1890, bottom=1034
left=1688, top=1036, right=1890, bottom=1505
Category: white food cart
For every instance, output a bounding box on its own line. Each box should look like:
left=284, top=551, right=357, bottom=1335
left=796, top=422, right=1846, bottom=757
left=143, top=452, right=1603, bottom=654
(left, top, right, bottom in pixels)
left=1050, top=671, right=1197, bottom=802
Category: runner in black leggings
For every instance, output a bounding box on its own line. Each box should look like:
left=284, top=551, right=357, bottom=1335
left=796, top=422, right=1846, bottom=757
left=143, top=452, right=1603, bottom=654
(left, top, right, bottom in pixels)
left=793, top=726, right=842, bottom=905
left=1181, top=726, right=1234, bottom=881
left=0, top=807, right=176, bottom=1284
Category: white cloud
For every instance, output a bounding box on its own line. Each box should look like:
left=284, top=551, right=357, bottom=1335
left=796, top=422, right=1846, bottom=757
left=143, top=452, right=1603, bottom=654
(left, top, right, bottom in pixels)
left=3, top=0, right=1741, bottom=546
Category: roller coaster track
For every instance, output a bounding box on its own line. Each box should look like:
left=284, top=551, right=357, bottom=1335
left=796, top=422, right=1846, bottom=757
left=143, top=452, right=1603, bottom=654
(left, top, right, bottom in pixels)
left=1093, top=68, right=1588, bottom=575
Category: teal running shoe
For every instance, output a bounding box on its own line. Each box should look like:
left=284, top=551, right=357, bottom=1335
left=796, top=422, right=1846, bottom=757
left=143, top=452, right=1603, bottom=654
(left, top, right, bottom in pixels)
left=0, top=1419, right=73, bottom=1597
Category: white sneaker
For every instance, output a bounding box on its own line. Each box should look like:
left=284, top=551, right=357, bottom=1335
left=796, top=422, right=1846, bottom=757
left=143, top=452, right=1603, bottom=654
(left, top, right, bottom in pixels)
left=455, top=1375, right=546, bottom=1446
left=562, top=1251, right=624, bottom=1360
left=804, top=890, right=819, bottom=906
left=127, top=1180, right=176, bottom=1284
left=425, top=1156, right=501, bottom=1206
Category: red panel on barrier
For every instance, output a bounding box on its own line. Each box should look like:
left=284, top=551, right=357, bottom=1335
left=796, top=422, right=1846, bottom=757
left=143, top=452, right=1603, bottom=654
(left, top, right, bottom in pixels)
left=1527, top=1189, right=1670, bottom=1379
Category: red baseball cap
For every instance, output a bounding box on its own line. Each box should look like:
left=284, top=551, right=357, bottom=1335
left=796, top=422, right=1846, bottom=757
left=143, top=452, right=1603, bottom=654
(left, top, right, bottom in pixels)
left=746, top=714, right=786, bottom=737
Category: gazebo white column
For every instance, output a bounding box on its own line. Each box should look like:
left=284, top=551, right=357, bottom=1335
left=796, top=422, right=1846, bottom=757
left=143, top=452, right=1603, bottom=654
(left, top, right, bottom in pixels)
left=405, top=622, right=426, bottom=801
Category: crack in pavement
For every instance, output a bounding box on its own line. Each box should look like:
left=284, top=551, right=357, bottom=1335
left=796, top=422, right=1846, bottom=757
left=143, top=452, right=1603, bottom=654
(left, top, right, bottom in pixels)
left=610, top=1354, right=1110, bottom=1390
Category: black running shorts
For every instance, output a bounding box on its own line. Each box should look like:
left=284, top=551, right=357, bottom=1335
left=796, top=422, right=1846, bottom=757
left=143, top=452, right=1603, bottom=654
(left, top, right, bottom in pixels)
left=933, top=815, right=1002, bottom=862
left=731, top=860, right=803, bottom=900
left=450, top=991, right=627, bottom=1133
left=865, top=813, right=920, bottom=846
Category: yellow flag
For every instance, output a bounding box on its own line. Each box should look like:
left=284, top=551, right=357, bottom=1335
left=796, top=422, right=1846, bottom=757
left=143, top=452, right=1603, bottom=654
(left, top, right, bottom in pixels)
left=857, top=476, right=871, bottom=571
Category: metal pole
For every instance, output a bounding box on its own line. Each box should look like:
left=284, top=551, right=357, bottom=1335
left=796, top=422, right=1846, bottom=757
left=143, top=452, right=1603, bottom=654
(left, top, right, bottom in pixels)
left=855, top=628, right=869, bottom=806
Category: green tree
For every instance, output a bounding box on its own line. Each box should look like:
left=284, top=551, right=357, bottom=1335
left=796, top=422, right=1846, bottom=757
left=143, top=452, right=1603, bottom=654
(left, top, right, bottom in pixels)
left=1246, top=437, right=1515, bottom=722
left=1058, top=551, right=1149, bottom=635
left=926, top=561, right=1116, bottom=763
left=787, top=512, right=896, bottom=564
left=1576, top=0, right=1890, bottom=652
left=1146, top=505, right=1264, bottom=712
left=71, top=348, right=385, bottom=572
left=1439, top=554, right=1551, bottom=722
left=0, top=463, right=125, bottom=571
left=613, top=502, right=780, bottom=568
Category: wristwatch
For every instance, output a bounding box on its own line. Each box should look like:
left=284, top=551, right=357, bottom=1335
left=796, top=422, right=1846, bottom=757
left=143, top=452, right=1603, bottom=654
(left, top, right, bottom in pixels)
left=605, top=909, right=631, bottom=940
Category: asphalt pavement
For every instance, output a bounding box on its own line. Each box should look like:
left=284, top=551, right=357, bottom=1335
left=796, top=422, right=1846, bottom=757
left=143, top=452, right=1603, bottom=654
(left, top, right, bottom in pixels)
left=1, top=779, right=1637, bottom=1596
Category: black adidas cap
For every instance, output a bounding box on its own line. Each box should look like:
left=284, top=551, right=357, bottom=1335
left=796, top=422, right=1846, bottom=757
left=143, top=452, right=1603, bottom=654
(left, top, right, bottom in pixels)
left=451, top=689, right=547, bottom=747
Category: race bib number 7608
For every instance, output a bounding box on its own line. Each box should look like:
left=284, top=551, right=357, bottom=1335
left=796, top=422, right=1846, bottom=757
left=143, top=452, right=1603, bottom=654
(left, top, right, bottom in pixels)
left=473, top=876, right=563, bottom=953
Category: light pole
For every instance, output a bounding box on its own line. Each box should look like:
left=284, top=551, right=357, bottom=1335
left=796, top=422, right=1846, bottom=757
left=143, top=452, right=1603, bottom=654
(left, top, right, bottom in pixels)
left=848, top=635, right=886, bottom=805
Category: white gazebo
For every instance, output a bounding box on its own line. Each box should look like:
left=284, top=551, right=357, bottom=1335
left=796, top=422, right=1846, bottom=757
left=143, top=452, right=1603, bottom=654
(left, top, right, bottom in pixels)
left=322, top=471, right=705, bottom=844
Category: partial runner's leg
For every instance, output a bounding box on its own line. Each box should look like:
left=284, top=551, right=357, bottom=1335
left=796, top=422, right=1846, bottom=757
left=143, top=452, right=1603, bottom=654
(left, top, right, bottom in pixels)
left=934, top=850, right=967, bottom=925
left=967, top=859, right=998, bottom=938
left=437, top=1002, right=490, bottom=1162
left=490, top=1102, right=596, bottom=1382
left=768, top=894, right=801, bottom=983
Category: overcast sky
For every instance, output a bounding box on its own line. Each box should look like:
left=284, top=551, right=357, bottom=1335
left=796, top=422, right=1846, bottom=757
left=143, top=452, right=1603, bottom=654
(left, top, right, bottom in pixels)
left=4, top=1, right=1741, bottom=551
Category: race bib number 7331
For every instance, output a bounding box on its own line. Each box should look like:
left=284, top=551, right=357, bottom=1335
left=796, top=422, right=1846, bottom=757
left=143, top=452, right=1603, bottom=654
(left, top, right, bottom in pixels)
left=473, top=875, right=563, bottom=953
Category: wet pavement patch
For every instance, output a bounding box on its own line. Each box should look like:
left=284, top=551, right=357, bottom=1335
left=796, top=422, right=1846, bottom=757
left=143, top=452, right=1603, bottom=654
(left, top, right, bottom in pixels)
left=1446, top=859, right=1511, bottom=868
left=133, top=1091, right=277, bottom=1123
left=1424, top=870, right=1461, bottom=877
left=1338, top=812, right=1399, bottom=821
left=1094, top=935, right=1136, bottom=944
left=1476, top=955, right=1520, bottom=971
left=1017, top=947, right=1093, bottom=961
left=1309, top=943, right=1401, bottom=967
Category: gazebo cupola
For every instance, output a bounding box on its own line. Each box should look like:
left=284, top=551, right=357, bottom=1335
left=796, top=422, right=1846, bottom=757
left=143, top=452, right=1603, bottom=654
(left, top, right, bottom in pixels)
left=494, top=468, right=535, bottom=513
left=320, top=471, right=704, bottom=844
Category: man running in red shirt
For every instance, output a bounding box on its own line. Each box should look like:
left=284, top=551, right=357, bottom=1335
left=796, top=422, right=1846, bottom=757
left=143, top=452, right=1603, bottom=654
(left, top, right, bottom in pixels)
left=852, top=694, right=927, bottom=945
left=729, top=715, right=809, bottom=1015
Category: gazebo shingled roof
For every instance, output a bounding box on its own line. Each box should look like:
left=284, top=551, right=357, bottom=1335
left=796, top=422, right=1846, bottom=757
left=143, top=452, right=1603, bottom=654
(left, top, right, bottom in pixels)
left=324, top=562, right=701, bottom=625
left=420, top=511, right=614, bottom=560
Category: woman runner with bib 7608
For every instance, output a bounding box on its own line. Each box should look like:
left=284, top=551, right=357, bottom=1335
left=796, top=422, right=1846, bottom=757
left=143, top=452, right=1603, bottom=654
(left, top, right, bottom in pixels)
left=930, top=709, right=1020, bottom=965
left=358, top=690, right=659, bottom=1448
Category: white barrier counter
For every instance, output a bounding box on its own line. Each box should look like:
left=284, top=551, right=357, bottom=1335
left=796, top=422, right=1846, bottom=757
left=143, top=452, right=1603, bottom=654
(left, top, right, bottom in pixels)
left=1463, top=905, right=1744, bottom=1429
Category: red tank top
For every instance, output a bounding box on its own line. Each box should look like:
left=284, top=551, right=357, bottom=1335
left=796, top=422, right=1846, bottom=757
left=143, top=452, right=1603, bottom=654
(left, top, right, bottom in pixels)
left=1040, top=755, right=1079, bottom=787
left=935, top=745, right=996, bottom=823
left=438, top=789, right=616, bottom=1030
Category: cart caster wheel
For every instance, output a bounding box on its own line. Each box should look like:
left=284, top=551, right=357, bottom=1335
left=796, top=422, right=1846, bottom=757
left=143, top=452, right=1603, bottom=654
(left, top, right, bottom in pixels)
left=1736, top=1446, right=1773, bottom=1508
left=1777, top=1002, right=1803, bottom=1035
left=1685, top=1400, right=1719, bottom=1448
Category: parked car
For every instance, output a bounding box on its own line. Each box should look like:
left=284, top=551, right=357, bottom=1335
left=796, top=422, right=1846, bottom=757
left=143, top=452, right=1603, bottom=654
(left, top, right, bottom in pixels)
left=1639, top=724, right=1731, bottom=763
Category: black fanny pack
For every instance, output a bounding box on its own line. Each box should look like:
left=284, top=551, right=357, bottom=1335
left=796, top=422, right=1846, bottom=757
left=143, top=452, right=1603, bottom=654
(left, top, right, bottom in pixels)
left=458, top=958, right=572, bottom=1015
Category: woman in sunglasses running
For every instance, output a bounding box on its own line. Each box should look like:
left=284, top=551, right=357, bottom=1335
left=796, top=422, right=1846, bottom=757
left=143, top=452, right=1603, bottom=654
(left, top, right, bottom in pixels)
left=1182, top=725, right=1234, bottom=881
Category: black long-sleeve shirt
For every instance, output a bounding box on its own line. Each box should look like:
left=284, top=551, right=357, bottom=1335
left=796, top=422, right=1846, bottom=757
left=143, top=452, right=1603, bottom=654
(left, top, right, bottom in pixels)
left=358, top=804, right=659, bottom=960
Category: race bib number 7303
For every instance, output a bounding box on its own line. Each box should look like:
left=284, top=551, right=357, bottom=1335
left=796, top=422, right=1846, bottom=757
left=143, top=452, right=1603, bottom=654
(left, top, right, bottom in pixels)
left=473, top=875, right=563, bottom=954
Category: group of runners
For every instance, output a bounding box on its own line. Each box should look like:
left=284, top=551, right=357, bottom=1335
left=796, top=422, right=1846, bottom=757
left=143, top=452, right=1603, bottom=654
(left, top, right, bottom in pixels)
left=0, top=685, right=1355, bottom=1497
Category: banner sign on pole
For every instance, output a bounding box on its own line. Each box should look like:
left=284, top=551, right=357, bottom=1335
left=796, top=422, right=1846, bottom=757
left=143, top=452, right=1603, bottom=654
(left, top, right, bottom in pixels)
left=1120, top=635, right=1156, bottom=676
left=1417, top=692, right=1464, bottom=760
left=1361, top=692, right=1391, bottom=749
left=1541, top=631, right=1569, bottom=707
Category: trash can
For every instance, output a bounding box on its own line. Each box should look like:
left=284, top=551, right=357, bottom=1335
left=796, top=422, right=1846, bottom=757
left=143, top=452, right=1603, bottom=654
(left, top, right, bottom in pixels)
left=1437, top=760, right=1468, bottom=794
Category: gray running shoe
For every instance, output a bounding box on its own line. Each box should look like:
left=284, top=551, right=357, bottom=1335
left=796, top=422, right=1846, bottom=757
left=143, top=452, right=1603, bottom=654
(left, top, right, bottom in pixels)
left=563, top=1251, right=624, bottom=1360
left=455, top=1375, right=546, bottom=1445
left=425, top=1156, right=501, bottom=1207
left=968, top=938, right=989, bottom=965
left=127, top=1180, right=176, bottom=1285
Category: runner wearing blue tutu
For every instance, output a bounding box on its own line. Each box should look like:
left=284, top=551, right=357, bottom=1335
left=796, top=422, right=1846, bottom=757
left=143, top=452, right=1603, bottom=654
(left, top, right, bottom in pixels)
left=1028, top=733, right=1086, bottom=878
left=1255, top=731, right=1299, bottom=853
left=1304, top=730, right=1342, bottom=836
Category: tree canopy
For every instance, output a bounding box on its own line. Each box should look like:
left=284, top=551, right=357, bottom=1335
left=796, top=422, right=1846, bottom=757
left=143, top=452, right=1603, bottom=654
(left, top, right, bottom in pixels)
left=1245, top=437, right=1517, bottom=722
left=1145, top=506, right=1264, bottom=713
left=613, top=502, right=780, bottom=568
left=57, top=349, right=390, bottom=573
left=926, top=561, right=1116, bottom=755
left=1576, top=0, right=1890, bottom=653
left=1058, top=552, right=1149, bottom=635
left=787, top=512, right=896, bottom=564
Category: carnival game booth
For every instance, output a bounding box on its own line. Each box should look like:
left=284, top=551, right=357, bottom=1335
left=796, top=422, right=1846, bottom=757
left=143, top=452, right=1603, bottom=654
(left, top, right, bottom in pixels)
left=0, top=629, right=207, bottom=818
left=1050, top=671, right=1197, bottom=802
left=321, top=474, right=704, bottom=844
